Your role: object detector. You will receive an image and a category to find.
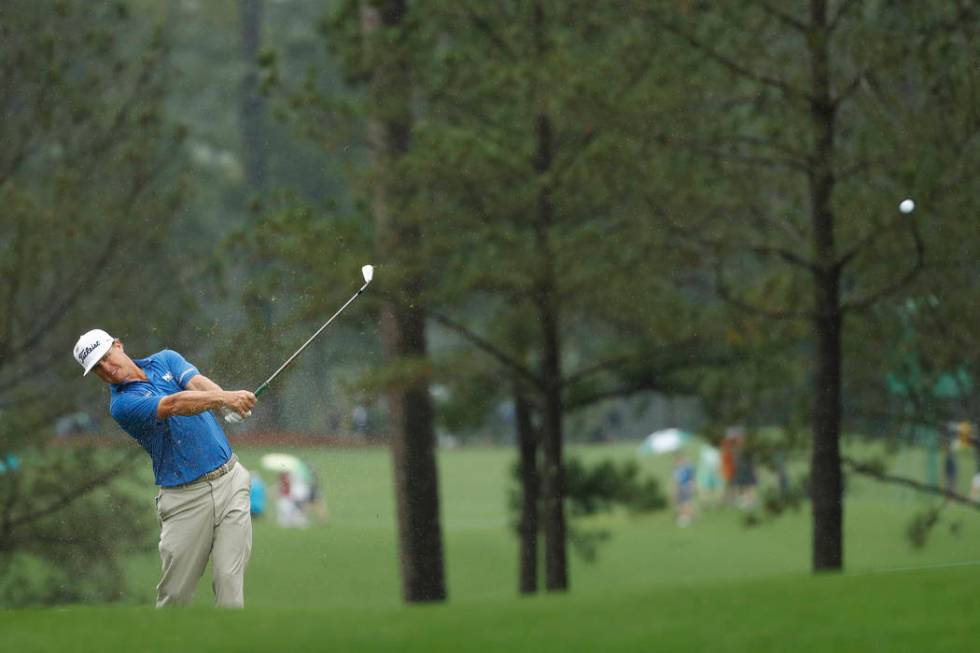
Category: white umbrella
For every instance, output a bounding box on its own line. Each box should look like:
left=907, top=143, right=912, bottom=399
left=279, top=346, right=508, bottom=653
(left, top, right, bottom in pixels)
left=638, top=428, right=691, bottom=455
left=260, top=453, right=303, bottom=474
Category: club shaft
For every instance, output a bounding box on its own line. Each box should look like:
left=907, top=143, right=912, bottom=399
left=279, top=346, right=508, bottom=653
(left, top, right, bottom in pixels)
left=254, top=281, right=369, bottom=396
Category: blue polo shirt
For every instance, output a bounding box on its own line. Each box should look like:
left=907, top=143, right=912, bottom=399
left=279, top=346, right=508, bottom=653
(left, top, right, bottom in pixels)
left=109, top=350, right=232, bottom=488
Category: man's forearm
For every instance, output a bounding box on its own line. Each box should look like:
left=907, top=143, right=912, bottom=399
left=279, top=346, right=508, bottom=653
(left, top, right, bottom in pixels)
left=185, top=374, right=223, bottom=393
left=157, top=391, right=229, bottom=418
left=158, top=374, right=256, bottom=419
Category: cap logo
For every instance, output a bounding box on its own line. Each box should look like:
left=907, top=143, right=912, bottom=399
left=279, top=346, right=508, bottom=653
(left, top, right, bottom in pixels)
left=78, top=341, right=103, bottom=363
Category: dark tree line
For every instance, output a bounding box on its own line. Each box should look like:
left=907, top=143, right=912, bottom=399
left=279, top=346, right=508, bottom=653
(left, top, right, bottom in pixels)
left=2, top=0, right=976, bottom=606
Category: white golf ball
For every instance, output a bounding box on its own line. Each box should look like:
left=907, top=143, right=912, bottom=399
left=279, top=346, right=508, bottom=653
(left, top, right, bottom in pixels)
left=899, top=198, right=915, bottom=214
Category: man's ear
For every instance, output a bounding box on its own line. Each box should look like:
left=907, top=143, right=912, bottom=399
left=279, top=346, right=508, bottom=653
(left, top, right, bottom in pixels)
left=113, top=339, right=124, bottom=353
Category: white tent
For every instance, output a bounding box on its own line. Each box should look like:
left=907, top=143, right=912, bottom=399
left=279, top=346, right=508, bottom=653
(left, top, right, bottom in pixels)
left=638, top=428, right=691, bottom=455
left=260, top=452, right=304, bottom=473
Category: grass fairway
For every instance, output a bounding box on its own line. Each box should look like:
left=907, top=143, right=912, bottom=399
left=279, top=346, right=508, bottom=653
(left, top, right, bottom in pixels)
left=3, top=441, right=979, bottom=650
left=3, top=566, right=977, bottom=652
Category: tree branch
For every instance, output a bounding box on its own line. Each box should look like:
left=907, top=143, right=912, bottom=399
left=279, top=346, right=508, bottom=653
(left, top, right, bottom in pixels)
left=836, top=211, right=911, bottom=271
left=746, top=243, right=821, bottom=273
left=0, top=469, right=22, bottom=546
left=5, top=449, right=141, bottom=532
left=649, top=198, right=819, bottom=318
left=0, top=214, right=29, bottom=361
left=658, top=203, right=819, bottom=275
left=549, top=31, right=669, bottom=186
left=829, top=0, right=858, bottom=33
left=563, top=354, right=636, bottom=388
left=427, top=309, right=543, bottom=392
left=6, top=158, right=160, bottom=365
left=834, top=69, right=866, bottom=107
left=750, top=206, right=810, bottom=248
left=836, top=155, right=890, bottom=179
left=721, top=134, right=810, bottom=164
left=715, top=261, right=814, bottom=320
left=843, top=456, right=980, bottom=512
left=564, top=371, right=703, bottom=413
left=647, top=10, right=811, bottom=102
left=666, top=137, right=811, bottom=174
left=750, top=0, right=808, bottom=32
left=563, top=337, right=740, bottom=389
left=565, top=382, right=670, bottom=412
left=840, top=217, right=925, bottom=313
left=457, top=2, right=517, bottom=61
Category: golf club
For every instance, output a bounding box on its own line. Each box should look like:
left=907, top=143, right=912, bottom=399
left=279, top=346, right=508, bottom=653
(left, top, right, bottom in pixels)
left=224, top=264, right=375, bottom=424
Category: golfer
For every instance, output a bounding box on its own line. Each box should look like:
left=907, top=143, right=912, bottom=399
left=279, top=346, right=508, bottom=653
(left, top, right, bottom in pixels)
left=73, top=328, right=257, bottom=608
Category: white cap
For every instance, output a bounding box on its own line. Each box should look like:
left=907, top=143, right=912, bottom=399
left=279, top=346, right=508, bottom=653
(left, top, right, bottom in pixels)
left=73, top=329, right=114, bottom=376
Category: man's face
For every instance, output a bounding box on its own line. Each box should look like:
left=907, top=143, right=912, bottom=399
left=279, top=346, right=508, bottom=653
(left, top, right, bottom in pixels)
left=91, top=341, right=131, bottom=384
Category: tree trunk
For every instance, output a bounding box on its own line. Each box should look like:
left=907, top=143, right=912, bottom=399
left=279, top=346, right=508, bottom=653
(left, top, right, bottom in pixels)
left=808, top=0, right=843, bottom=572
left=239, top=0, right=283, bottom=430
left=811, top=291, right=843, bottom=570
left=361, top=0, right=446, bottom=603
left=382, top=300, right=446, bottom=602
left=239, top=0, right=267, bottom=191
left=539, top=314, right=567, bottom=591
left=514, top=384, right=539, bottom=594
left=530, top=1, right=567, bottom=591
left=532, top=112, right=568, bottom=591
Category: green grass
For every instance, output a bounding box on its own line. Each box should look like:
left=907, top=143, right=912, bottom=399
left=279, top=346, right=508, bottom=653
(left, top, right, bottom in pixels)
left=4, top=441, right=980, bottom=651
left=4, top=567, right=978, bottom=652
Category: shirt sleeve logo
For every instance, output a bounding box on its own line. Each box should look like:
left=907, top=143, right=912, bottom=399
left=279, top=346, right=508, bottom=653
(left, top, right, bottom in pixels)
left=163, top=372, right=173, bottom=382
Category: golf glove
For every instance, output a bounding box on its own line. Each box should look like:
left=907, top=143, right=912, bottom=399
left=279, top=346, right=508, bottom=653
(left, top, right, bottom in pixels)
left=222, top=408, right=252, bottom=424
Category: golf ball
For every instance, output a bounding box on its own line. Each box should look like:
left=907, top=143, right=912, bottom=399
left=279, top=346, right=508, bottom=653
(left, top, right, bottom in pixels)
left=899, top=198, right=915, bottom=214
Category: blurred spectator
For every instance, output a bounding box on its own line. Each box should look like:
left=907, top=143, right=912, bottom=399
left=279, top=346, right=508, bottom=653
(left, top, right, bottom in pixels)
left=276, top=471, right=308, bottom=528
left=956, top=421, right=974, bottom=449
left=673, top=454, right=696, bottom=527
left=301, top=458, right=329, bottom=523
left=952, top=422, right=980, bottom=499
left=54, top=411, right=96, bottom=437
left=250, top=472, right=267, bottom=518
left=0, top=453, right=20, bottom=474
left=352, top=405, right=369, bottom=435
left=696, top=444, right=722, bottom=506
left=924, top=430, right=940, bottom=488
left=731, top=428, right=758, bottom=510
left=775, top=452, right=790, bottom=499
left=720, top=428, right=738, bottom=504
left=943, top=436, right=958, bottom=495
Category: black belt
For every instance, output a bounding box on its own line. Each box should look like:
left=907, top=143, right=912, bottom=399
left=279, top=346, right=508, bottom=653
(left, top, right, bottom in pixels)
left=168, top=454, right=238, bottom=489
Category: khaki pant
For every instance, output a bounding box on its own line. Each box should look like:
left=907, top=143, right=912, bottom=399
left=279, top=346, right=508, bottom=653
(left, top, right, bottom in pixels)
left=154, top=461, right=252, bottom=608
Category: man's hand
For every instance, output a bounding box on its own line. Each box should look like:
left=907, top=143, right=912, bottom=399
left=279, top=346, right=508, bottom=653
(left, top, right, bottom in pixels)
left=221, top=390, right=256, bottom=424
left=223, top=390, right=257, bottom=416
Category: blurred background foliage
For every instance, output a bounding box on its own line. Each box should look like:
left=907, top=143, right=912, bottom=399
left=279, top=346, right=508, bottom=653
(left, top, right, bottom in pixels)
left=0, top=0, right=976, bottom=606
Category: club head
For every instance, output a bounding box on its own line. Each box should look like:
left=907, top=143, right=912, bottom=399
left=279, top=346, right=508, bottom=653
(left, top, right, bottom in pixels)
left=361, top=264, right=374, bottom=284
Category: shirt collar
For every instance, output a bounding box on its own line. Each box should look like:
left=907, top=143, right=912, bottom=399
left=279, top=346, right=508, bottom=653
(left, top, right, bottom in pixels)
left=111, top=357, right=153, bottom=390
